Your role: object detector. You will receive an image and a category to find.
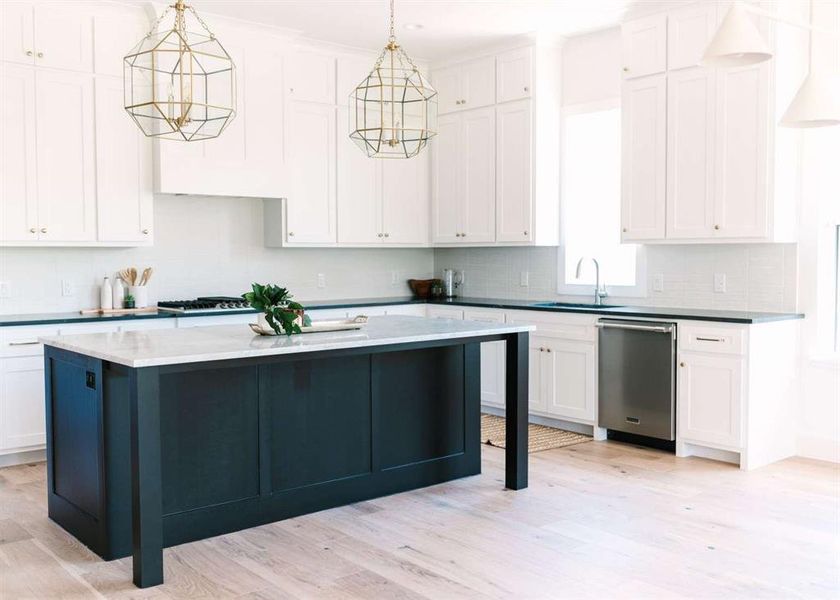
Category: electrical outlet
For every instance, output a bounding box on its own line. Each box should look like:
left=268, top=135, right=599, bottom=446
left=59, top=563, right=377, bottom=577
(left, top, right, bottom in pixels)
left=61, top=280, right=73, bottom=297
left=317, top=273, right=326, bottom=289
left=391, top=270, right=398, bottom=285
left=520, top=271, right=529, bottom=287
left=652, top=273, right=664, bottom=292
left=0, top=281, right=10, bottom=299
left=714, top=273, right=726, bottom=293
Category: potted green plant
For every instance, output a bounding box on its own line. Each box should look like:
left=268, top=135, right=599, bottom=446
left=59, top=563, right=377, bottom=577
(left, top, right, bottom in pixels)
left=243, top=283, right=310, bottom=336
left=123, top=294, right=136, bottom=309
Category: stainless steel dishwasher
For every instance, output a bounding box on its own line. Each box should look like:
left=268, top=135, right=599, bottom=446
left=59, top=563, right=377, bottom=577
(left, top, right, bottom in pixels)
left=597, top=319, right=676, bottom=442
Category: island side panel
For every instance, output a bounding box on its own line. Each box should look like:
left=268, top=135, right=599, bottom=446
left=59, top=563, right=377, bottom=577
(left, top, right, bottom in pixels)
left=505, top=332, right=529, bottom=490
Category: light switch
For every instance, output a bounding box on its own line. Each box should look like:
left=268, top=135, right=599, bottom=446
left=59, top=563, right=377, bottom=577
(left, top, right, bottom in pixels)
left=317, top=273, right=326, bottom=289
left=520, top=271, right=529, bottom=287
left=61, top=280, right=73, bottom=297
left=652, top=273, right=664, bottom=292
left=714, top=273, right=726, bottom=293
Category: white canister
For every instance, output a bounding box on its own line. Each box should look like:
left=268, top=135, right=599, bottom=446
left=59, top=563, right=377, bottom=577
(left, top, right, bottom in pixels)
left=129, top=286, right=149, bottom=309
left=112, top=278, right=125, bottom=309
left=100, top=277, right=113, bottom=310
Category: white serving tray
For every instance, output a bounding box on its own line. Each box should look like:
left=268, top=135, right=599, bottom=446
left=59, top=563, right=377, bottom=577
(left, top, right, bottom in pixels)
left=249, top=316, right=368, bottom=336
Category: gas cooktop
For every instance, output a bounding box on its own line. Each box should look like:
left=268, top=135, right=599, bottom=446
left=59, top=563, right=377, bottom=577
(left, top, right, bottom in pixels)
left=157, top=296, right=252, bottom=314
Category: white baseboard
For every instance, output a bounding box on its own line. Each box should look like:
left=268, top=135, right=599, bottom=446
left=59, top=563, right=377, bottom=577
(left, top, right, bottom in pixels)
left=481, top=405, right=597, bottom=437
left=0, top=448, right=46, bottom=468
left=796, top=435, right=840, bottom=464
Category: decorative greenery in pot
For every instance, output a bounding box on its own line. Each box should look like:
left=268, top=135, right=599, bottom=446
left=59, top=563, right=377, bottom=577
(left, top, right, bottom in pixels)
left=123, top=294, right=136, bottom=309
left=243, top=283, right=310, bottom=336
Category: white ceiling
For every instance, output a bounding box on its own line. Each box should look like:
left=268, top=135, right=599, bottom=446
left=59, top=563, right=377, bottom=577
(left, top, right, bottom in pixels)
left=186, top=0, right=640, bottom=61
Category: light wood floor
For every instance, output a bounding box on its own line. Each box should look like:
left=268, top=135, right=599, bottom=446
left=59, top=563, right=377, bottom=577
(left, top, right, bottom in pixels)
left=1, top=441, right=838, bottom=599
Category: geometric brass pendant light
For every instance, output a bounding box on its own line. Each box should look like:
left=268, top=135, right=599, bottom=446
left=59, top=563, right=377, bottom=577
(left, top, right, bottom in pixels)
left=349, top=0, right=438, bottom=158
left=123, top=1, right=236, bottom=141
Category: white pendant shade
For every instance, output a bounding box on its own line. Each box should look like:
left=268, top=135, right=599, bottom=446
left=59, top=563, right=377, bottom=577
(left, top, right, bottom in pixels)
left=780, top=71, right=840, bottom=128
left=702, top=2, right=772, bottom=68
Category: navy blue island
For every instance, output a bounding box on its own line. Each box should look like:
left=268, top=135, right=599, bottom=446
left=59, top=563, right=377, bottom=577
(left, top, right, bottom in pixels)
left=40, top=315, right=532, bottom=588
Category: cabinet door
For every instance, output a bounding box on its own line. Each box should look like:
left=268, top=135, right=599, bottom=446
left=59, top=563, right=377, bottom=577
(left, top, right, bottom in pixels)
left=678, top=352, right=743, bottom=448
left=431, top=113, right=462, bottom=243
left=621, top=13, right=667, bottom=79
left=543, top=340, right=595, bottom=423
left=337, top=107, right=381, bottom=244
left=1, top=64, right=38, bottom=242
left=382, top=155, right=429, bottom=245
left=1, top=2, right=35, bottom=65
left=33, top=2, right=93, bottom=72
left=621, top=74, right=666, bottom=241
left=432, top=66, right=461, bottom=115
left=286, top=102, right=337, bottom=244
left=0, top=356, right=46, bottom=450
left=495, top=99, right=533, bottom=243
left=95, top=76, right=153, bottom=243
left=714, top=63, right=769, bottom=239
left=529, top=340, right=549, bottom=413
left=93, top=11, right=149, bottom=77
left=666, top=68, right=715, bottom=239
left=461, top=107, right=495, bottom=243
left=667, top=3, right=717, bottom=71
left=287, top=49, right=336, bottom=104
left=496, top=46, right=532, bottom=103
left=461, top=56, right=495, bottom=109
left=464, top=310, right=506, bottom=409
left=35, top=69, right=96, bottom=242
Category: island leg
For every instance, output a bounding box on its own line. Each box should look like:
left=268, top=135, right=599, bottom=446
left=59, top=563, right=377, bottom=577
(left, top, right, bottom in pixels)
left=130, top=367, right=164, bottom=588
left=504, top=332, right=528, bottom=490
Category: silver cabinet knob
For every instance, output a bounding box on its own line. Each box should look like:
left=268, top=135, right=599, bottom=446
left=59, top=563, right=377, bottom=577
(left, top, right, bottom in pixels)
left=29, top=227, right=36, bottom=233
left=523, top=231, right=528, bottom=236
left=714, top=224, right=720, bottom=230
left=680, top=362, right=686, bottom=368
left=40, top=227, right=47, bottom=233
left=37, top=52, right=43, bottom=58
left=288, top=231, right=294, bottom=237
left=142, top=228, right=149, bottom=234
left=546, top=348, right=552, bottom=353
left=26, top=50, right=33, bottom=57
left=623, top=67, right=629, bottom=72
left=523, top=86, right=529, bottom=92
left=377, top=233, right=383, bottom=238
left=384, top=233, right=389, bottom=238
left=622, top=227, right=628, bottom=233
left=289, top=87, right=294, bottom=93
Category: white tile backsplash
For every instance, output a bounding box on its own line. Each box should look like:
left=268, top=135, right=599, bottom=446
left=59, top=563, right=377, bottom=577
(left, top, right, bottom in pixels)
left=0, top=195, right=434, bottom=315
left=435, top=244, right=798, bottom=313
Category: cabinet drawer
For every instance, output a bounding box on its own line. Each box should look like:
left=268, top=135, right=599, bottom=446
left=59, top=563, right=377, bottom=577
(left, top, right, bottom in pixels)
left=679, top=324, right=745, bottom=355
left=506, top=311, right=596, bottom=342
left=427, top=306, right=464, bottom=320
left=0, top=325, right=60, bottom=357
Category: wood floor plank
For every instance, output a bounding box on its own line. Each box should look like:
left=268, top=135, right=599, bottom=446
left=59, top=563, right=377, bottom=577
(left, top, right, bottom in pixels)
left=0, top=441, right=837, bottom=599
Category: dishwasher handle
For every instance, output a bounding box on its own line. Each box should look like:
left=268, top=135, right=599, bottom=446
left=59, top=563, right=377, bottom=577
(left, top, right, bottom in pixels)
left=596, top=321, right=675, bottom=334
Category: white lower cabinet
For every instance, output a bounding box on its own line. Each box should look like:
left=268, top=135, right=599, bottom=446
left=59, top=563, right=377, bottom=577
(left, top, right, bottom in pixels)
left=677, top=351, right=744, bottom=449
left=463, top=309, right=506, bottom=409
left=0, top=356, right=46, bottom=451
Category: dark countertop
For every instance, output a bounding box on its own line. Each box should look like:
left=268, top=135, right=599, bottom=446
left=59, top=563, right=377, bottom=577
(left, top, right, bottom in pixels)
left=0, top=295, right=803, bottom=327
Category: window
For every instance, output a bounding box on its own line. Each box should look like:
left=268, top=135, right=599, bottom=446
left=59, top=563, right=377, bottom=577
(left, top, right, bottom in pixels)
left=835, top=225, right=840, bottom=350
left=558, top=102, right=645, bottom=296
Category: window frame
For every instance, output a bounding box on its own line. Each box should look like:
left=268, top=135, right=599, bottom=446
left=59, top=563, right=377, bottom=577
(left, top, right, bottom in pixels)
left=556, top=99, right=647, bottom=298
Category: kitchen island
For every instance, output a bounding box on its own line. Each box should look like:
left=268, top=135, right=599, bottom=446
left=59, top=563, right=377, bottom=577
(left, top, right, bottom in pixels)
left=41, top=316, right=533, bottom=588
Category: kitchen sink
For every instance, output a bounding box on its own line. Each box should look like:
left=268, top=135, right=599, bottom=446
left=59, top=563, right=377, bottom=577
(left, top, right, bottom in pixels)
left=530, top=302, right=624, bottom=310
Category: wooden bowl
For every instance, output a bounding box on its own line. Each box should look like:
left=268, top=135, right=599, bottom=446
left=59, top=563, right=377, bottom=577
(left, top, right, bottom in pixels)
left=408, top=279, right=436, bottom=299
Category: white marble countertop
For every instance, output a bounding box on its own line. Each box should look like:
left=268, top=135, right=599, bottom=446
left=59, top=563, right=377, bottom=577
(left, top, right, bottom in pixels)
left=40, top=315, right=534, bottom=368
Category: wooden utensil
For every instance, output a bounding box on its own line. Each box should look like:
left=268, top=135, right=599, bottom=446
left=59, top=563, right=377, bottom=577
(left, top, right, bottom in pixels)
left=139, top=267, right=152, bottom=286
left=129, top=267, right=137, bottom=286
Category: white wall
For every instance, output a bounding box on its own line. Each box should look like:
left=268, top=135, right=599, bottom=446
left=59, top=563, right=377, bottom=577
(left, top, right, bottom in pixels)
left=561, top=27, right=620, bottom=106
left=0, top=195, right=434, bottom=314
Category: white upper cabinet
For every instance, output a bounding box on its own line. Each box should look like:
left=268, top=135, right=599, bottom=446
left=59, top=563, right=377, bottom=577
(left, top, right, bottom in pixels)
left=2, top=2, right=35, bottom=66
left=667, top=3, right=717, bottom=71
left=496, top=46, right=533, bottom=103
left=32, top=2, right=93, bottom=72
left=432, top=107, right=495, bottom=244
left=337, top=107, right=380, bottom=245
left=495, top=99, right=532, bottom=243
left=714, top=62, right=769, bottom=239
left=621, top=74, right=666, bottom=241
left=156, top=24, right=287, bottom=199
left=666, top=67, right=715, bottom=239
left=431, top=113, right=462, bottom=243
left=284, top=101, right=336, bottom=244
left=621, top=13, right=667, bottom=78
left=287, top=48, right=336, bottom=105
left=95, top=76, right=153, bottom=243
left=337, top=54, right=374, bottom=105
left=620, top=3, right=789, bottom=244
left=35, top=69, right=96, bottom=242
left=1, top=64, right=38, bottom=242
left=382, top=156, right=429, bottom=245
left=432, top=56, right=495, bottom=114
